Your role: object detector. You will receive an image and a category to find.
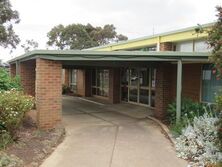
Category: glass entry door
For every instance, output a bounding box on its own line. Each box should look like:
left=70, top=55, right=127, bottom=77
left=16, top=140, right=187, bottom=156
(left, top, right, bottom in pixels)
left=92, top=69, right=109, bottom=97
left=121, top=67, right=156, bottom=107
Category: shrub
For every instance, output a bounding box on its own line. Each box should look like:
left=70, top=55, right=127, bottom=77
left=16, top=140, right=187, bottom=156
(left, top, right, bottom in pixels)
left=167, top=98, right=211, bottom=135
left=0, top=68, right=21, bottom=91
left=62, top=84, right=71, bottom=94
left=0, top=90, right=34, bottom=139
left=175, top=112, right=222, bottom=166
left=0, top=152, right=23, bottom=167
left=215, top=94, right=222, bottom=151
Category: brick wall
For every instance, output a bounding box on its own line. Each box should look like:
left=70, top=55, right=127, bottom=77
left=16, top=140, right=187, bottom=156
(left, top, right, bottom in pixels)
left=19, top=60, right=36, bottom=97
left=77, top=69, right=85, bottom=96
left=160, top=42, right=173, bottom=51
left=35, top=58, right=62, bottom=129
left=155, top=63, right=173, bottom=119
left=10, top=63, right=16, bottom=77
left=170, top=63, right=202, bottom=102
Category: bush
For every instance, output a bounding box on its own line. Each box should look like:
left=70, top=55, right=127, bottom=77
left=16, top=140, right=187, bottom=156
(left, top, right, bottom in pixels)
left=215, top=94, right=222, bottom=151
left=0, top=68, right=21, bottom=91
left=62, top=84, right=71, bottom=94
left=167, top=98, right=210, bottom=136
left=0, top=152, right=23, bottom=167
left=175, top=112, right=222, bottom=166
left=0, top=90, right=34, bottom=139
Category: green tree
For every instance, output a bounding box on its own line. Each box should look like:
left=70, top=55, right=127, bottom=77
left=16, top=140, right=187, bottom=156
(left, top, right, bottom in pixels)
left=208, top=6, right=222, bottom=75
left=21, top=39, right=39, bottom=52
left=0, top=0, right=20, bottom=49
left=47, top=23, right=128, bottom=50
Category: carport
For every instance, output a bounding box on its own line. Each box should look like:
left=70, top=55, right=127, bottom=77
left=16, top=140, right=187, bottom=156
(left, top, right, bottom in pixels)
left=8, top=50, right=209, bottom=129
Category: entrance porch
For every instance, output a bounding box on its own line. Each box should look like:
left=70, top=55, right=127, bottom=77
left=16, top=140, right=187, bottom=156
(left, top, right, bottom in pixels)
left=8, top=50, right=209, bottom=129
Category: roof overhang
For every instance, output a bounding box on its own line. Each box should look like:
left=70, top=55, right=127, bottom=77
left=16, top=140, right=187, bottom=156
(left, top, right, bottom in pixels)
left=8, top=50, right=210, bottom=64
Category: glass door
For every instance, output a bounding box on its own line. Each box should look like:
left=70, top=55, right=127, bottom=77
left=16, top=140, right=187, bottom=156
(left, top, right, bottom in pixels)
left=121, top=67, right=155, bottom=107
left=139, top=68, right=150, bottom=105
left=129, top=68, right=139, bottom=103
left=92, top=69, right=109, bottom=97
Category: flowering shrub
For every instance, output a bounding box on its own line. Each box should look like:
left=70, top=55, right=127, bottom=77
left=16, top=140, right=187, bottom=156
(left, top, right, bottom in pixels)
left=0, top=90, right=34, bottom=139
left=175, top=113, right=222, bottom=166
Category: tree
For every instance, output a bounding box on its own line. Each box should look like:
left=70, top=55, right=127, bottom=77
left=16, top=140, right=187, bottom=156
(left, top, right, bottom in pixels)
left=47, top=23, right=128, bottom=50
left=21, top=39, right=39, bottom=52
left=207, top=6, right=222, bottom=153
left=0, top=0, right=20, bottom=49
left=208, top=6, right=222, bottom=76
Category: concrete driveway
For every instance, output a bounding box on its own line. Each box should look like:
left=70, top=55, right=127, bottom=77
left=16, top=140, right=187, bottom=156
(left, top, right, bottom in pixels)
left=41, top=96, right=187, bottom=167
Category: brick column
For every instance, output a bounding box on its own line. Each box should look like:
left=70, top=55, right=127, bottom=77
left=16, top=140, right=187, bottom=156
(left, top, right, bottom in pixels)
left=77, top=69, right=85, bottom=96
left=109, top=68, right=120, bottom=104
left=9, top=63, right=16, bottom=77
left=19, top=60, right=36, bottom=97
left=160, top=42, right=173, bottom=51
left=36, top=58, right=62, bottom=129
left=154, top=63, right=173, bottom=120
left=76, top=69, right=92, bottom=97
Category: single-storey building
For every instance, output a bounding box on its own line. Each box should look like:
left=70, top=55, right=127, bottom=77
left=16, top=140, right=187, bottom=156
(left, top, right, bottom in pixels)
left=8, top=22, right=220, bottom=129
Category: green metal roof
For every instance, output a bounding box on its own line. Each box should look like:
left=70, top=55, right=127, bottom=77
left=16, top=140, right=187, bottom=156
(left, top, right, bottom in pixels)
left=8, top=50, right=210, bottom=64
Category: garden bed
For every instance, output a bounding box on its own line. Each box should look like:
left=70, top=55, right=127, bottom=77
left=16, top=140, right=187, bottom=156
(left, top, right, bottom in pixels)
left=0, top=112, right=65, bottom=167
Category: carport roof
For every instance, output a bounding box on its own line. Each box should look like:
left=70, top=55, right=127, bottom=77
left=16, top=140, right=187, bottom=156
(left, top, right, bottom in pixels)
left=8, top=50, right=210, bottom=63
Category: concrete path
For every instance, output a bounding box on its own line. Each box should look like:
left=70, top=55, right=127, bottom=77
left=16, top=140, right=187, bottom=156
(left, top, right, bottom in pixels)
left=41, top=96, right=187, bottom=167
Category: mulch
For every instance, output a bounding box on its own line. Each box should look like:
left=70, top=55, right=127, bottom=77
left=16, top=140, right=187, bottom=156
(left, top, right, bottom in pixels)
left=2, top=114, right=65, bottom=167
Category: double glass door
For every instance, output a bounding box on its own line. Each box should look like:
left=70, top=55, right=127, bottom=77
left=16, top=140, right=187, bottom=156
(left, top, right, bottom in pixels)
left=121, top=68, right=156, bottom=107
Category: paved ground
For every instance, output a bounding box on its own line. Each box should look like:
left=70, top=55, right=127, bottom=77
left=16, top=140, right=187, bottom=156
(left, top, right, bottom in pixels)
left=41, top=96, right=187, bottom=167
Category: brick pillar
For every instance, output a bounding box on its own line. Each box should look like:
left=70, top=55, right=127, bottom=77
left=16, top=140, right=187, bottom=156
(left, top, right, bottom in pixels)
left=19, top=60, right=36, bottom=96
left=64, top=69, right=70, bottom=86
left=36, top=58, right=62, bottom=129
left=160, top=42, right=173, bottom=51
left=109, top=68, right=120, bottom=104
left=77, top=69, right=85, bottom=96
left=76, top=69, right=92, bottom=97
left=9, top=63, right=16, bottom=77
left=154, top=63, right=172, bottom=120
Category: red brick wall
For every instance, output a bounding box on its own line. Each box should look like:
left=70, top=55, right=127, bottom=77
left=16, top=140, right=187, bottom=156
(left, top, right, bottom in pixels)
left=155, top=63, right=174, bottom=119
left=77, top=69, right=85, bottom=96
left=10, top=63, right=16, bottom=77
left=160, top=42, right=173, bottom=51
left=35, top=58, right=62, bottom=129
left=170, top=63, right=202, bottom=102
left=19, top=60, right=36, bottom=97
left=109, top=68, right=121, bottom=103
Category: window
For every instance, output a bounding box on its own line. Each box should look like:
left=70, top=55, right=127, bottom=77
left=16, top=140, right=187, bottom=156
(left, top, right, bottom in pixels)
left=202, top=64, right=222, bottom=103
left=91, top=69, right=109, bottom=97
left=194, top=40, right=211, bottom=52
left=70, top=69, right=77, bottom=93
left=131, top=46, right=157, bottom=51
left=175, top=40, right=211, bottom=52
left=176, top=41, right=193, bottom=52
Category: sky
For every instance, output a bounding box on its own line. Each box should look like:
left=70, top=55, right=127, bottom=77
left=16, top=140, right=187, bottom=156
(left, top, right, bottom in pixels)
left=0, top=0, right=221, bottom=62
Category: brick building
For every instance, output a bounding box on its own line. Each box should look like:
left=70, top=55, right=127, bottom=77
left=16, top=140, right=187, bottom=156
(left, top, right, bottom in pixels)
left=9, top=23, right=219, bottom=129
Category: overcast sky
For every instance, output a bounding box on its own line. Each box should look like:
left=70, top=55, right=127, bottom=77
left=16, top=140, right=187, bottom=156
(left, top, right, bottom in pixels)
left=0, top=0, right=221, bottom=61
